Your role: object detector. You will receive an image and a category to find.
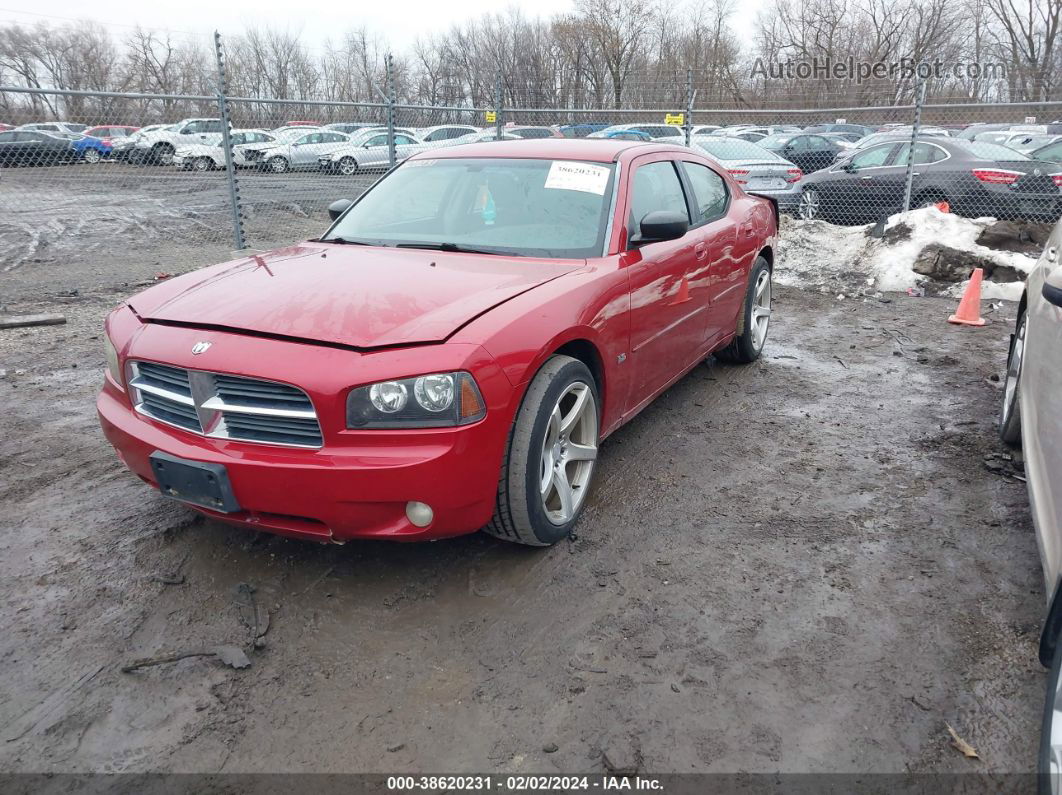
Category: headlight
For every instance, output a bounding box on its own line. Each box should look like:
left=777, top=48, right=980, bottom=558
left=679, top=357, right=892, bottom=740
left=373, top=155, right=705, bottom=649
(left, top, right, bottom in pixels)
left=347, top=372, right=485, bottom=429
left=105, top=335, right=123, bottom=389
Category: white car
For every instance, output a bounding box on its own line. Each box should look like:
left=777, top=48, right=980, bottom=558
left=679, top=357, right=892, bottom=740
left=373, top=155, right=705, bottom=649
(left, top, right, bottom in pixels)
left=127, top=118, right=226, bottom=164
left=17, top=121, right=88, bottom=135
left=244, top=129, right=352, bottom=172
left=999, top=217, right=1062, bottom=786
left=318, top=130, right=432, bottom=174
left=172, top=129, right=276, bottom=171
left=416, top=125, right=481, bottom=147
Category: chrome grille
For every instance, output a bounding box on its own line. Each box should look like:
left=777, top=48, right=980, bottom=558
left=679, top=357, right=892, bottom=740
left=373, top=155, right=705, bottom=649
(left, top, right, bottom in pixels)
left=128, top=362, right=322, bottom=448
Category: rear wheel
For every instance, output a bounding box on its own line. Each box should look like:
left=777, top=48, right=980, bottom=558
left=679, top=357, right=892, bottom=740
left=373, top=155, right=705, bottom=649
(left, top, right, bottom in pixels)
left=1000, top=308, right=1027, bottom=445
left=798, top=188, right=821, bottom=220
left=485, top=355, right=599, bottom=546
left=337, top=156, right=358, bottom=176
left=717, top=257, right=772, bottom=364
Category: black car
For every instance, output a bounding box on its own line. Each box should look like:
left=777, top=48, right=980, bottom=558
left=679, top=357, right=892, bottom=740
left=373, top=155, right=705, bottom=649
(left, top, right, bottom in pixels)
left=0, top=130, right=76, bottom=166
left=796, top=137, right=1062, bottom=224
left=758, top=133, right=844, bottom=174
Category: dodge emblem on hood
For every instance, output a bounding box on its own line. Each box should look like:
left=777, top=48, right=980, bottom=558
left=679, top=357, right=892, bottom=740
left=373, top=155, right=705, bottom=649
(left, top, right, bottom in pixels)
left=191, top=341, right=212, bottom=355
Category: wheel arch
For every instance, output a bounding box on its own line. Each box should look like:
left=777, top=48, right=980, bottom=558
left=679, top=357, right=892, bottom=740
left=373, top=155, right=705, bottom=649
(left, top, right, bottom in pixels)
left=758, top=245, right=774, bottom=271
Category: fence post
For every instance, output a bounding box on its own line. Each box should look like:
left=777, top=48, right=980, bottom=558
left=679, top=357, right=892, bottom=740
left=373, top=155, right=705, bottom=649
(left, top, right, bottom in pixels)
left=385, top=54, right=397, bottom=169
left=495, top=72, right=504, bottom=140
left=212, top=31, right=245, bottom=252
left=901, top=72, right=927, bottom=213
left=684, top=67, right=694, bottom=147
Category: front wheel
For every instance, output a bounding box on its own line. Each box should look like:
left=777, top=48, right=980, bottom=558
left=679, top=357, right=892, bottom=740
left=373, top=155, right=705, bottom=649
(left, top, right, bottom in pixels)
left=267, top=156, right=289, bottom=173
left=1000, top=309, right=1027, bottom=445
left=192, top=157, right=213, bottom=172
left=82, top=148, right=102, bottom=164
left=485, top=355, right=599, bottom=546
left=337, top=156, right=358, bottom=176
left=717, top=257, right=772, bottom=364
left=151, top=143, right=174, bottom=165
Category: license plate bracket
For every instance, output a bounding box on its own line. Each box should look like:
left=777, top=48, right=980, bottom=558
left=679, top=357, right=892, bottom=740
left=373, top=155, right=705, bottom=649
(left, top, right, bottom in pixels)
left=149, top=452, right=240, bottom=513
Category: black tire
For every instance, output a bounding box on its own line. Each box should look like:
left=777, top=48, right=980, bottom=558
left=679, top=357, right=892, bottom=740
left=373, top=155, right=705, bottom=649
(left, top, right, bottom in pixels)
left=192, top=157, right=213, bottom=172
left=485, top=355, right=599, bottom=547
left=337, top=156, right=358, bottom=176
left=1000, top=308, right=1027, bottom=446
left=267, top=156, right=289, bottom=173
left=1039, top=633, right=1062, bottom=794
left=151, top=143, right=174, bottom=165
left=717, top=256, right=772, bottom=364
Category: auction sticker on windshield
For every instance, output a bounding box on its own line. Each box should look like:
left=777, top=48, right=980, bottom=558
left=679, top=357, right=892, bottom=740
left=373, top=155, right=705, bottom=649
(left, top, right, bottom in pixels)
left=544, top=161, right=611, bottom=194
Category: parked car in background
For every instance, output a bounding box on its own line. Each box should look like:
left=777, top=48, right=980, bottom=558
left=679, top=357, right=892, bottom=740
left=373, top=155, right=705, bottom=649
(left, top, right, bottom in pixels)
left=976, top=130, right=1062, bottom=154
left=1032, top=139, right=1062, bottom=165
left=17, top=121, right=88, bottom=135
left=557, top=122, right=611, bottom=138
left=758, top=132, right=843, bottom=173
left=68, top=133, right=112, bottom=163
left=588, top=123, right=683, bottom=140
left=452, top=131, right=522, bottom=144
left=173, top=130, right=276, bottom=171
left=997, top=218, right=1062, bottom=791
left=0, top=123, right=13, bottom=132
left=957, top=123, right=1015, bottom=140
left=284, top=120, right=319, bottom=127
left=852, top=128, right=951, bottom=150
left=602, top=130, right=651, bottom=141
left=97, top=138, right=777, bottom=547
left=804, top=123, right=874, bottom=138
left=83, top=126, right=139, bottom=148
left=127, top=119, right=226, bottom=164
left=690, top=125, right=721, bottom=136
left=818, top=131, right=861, bottom=147
left=323, top=123, right=378, bottom=135
left=318, top=130, right=433, bottom=174
left=246, top=129, right=351, bottom=173
left=416, top=125, right=480, bottom=145
left=796, top=137, right=1062, bottom=223
left=0, top=130, right=76, bottom=166
left=711, top=125, right=801, bottom=142
left=506, top=126, right=562, bottom=139
left=691, top=135, right=803, bottom=211
left=110, top=124, right=170, bottom=161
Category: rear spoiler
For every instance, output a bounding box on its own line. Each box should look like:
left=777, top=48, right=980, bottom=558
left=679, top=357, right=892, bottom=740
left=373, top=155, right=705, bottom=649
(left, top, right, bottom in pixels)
left=746, top=192, right=780, bottom=232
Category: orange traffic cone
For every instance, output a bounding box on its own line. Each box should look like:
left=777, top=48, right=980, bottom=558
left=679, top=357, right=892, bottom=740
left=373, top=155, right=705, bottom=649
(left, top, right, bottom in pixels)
left=670, top=277, right=691, bottom=305
left=948, top=268, right=987, bottom=327
left=936, top=201, right=950, bottom=213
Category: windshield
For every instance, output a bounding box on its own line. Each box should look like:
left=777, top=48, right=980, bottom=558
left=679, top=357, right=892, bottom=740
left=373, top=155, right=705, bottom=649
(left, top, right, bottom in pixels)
left=693, top=137, right=775, bottom=160
left=324, top=157, right=616, bottom=259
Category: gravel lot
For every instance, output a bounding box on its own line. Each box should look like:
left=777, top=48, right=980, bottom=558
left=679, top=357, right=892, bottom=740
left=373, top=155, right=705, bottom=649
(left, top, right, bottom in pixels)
left=0, top=163, right=1046, bottom=779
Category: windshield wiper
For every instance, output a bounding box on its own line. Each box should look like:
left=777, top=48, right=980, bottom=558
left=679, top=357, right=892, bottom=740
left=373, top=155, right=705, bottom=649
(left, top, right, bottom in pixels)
left=322, top=237, right=375, bottom=246
left=394, top=242, right=520, bottom=256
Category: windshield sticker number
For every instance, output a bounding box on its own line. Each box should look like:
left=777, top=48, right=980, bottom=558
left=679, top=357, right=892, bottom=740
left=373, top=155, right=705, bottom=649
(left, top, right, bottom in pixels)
left=544, top=161, right=611, bottom=195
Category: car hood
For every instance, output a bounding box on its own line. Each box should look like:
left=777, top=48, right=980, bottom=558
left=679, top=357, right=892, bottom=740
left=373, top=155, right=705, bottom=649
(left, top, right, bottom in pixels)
left=128, top=243, right=582, bottom=349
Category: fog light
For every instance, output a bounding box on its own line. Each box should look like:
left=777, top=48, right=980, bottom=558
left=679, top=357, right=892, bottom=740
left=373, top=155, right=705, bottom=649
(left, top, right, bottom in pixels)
left=405, top=501, right=434, bottom=528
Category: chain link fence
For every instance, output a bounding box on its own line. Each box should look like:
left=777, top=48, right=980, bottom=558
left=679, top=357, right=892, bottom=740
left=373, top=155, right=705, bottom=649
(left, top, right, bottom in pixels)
left=3, top=61, right=1062, bottom=286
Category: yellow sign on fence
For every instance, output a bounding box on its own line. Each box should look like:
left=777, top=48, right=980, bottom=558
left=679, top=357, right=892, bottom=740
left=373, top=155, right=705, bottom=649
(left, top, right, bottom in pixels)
left=484, top=111, right=497, bottom=123
left=665, top=113, right=685, bottom=126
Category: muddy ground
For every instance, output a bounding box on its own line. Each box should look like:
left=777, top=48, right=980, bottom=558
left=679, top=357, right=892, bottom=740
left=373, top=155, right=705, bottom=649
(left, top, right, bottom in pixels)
left=0, top=163, right=1048, bottom=780
left=0, top=297, right=1043, bottom=777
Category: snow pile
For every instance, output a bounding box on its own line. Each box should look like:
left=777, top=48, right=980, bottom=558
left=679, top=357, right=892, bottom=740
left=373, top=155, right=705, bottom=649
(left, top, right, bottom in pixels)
left=777, top=207, right=1040, bottom=301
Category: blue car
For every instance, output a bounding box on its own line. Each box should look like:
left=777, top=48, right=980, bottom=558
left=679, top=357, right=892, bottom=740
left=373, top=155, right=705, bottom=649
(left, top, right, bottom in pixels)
left=66, top=134, right=110, bottom=163
left=601, top=129, right=651, bottom=141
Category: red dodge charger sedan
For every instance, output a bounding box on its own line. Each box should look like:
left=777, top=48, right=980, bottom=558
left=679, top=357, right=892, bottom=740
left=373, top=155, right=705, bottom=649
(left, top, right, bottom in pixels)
left=97, top=139, right=777, bottom=546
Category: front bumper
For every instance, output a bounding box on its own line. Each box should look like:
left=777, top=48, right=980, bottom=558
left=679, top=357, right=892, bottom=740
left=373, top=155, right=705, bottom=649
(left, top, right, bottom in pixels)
left=97, top=319, right=516, bottom=543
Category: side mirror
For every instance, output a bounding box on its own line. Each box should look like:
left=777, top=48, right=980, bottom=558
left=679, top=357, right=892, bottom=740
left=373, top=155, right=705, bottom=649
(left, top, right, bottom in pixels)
left=328, top=199, right=353, bottom=221
left=633, top=210, right=689, bottom=245
left=1044, top=257, right=1062, bottom=307
left=841, top=161, right=856, bottom=172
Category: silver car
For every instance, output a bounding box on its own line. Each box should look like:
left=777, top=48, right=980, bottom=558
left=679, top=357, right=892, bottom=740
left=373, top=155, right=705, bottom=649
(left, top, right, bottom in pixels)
left=318, top=130, right=430, bottom=174
left=999, top=217, right=1062, bottom=786
left=172, top=129, right=276, bottom=170
left=690, top=136, right=804, bottom=210
left=246, top=129, right=350, bottom=172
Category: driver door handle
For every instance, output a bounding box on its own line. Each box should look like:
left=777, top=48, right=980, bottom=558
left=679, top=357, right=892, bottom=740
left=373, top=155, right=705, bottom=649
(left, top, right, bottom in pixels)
left=860, top=175, right=874, bottom=181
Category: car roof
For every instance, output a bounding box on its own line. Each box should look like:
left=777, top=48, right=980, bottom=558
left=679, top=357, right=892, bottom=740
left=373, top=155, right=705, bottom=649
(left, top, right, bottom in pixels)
left=407, top=138, right=675, bottom=163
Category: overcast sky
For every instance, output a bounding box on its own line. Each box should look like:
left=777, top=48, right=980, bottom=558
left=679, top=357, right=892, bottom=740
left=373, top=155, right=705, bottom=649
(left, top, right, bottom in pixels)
left=0, top=0, right=763, bottom=54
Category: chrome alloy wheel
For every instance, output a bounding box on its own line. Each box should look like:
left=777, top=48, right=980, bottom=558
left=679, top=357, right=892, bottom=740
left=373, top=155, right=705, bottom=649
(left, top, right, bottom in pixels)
left=751, top=268, right=772, bottom=352
left=1002, top=314, right=1027, bottom=429
left=799, top=188, right=820, bottom=220
left=539, top=382, right=598, bottom=525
